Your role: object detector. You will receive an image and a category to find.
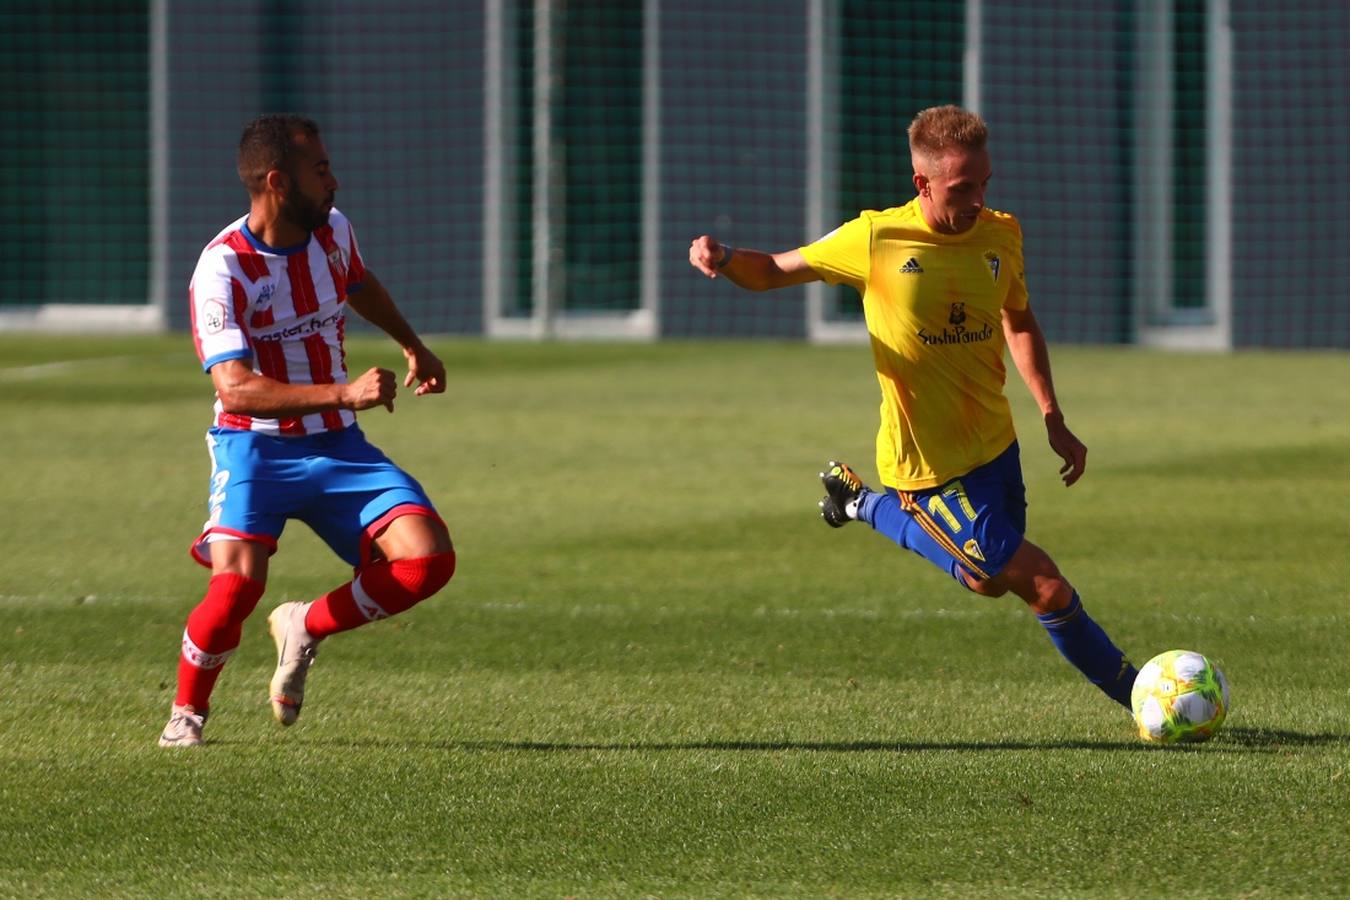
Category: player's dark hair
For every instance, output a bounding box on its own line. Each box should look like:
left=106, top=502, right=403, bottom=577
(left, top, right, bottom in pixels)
left=237, top=114, right=321, bottom=196
left=908, top=105, right=987, bottom=164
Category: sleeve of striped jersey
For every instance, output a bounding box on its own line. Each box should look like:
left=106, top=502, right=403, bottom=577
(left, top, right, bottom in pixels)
left=190, top=251, right=253, bottom=372
left=1002, top=218, right=1029, bottom=311
left=797, top=214, right=871, bottom=291
left=344, top=218, right=366, bottom=292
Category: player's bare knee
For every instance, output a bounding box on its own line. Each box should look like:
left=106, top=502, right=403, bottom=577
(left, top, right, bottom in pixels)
left=428, top=524, right=454, bottom=557
left=413, top=519, right=454, bottom=558
left=384, top=519, right=453, bottom=561
left=966, top=575, right=1008, bottom=598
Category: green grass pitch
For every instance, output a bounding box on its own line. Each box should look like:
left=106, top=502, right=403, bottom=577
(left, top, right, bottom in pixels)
left=1, top=335, right=1347, bottom=897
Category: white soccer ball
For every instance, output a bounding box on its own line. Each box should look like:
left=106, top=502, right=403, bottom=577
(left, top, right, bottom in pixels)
left=1131, top=649, right=1230, bottom=744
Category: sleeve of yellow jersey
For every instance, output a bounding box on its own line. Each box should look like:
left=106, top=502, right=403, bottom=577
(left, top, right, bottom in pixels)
left=1003, top=217, right=1029, bottom=311
left=797, top=214, right=871, bottom=292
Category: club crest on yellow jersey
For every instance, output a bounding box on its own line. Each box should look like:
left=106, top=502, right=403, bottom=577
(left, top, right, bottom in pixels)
left=984, top=250, right=1001, bottom=283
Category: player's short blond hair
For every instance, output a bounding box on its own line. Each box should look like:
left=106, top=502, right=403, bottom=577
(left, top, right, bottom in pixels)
left=908, top=105, right=988, bottom=173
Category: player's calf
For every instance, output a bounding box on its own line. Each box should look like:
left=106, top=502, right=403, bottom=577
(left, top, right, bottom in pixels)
left=158, top=571, right=266, bottom=746
left=1036, top=592, right=1138, bottom=709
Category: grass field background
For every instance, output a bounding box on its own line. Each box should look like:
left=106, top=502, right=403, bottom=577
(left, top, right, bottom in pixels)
left=1, top=335, right=1347, bottom=897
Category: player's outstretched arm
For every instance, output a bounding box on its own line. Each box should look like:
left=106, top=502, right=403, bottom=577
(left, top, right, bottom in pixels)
left=345, top=269, right=446, bottom=396
left=688, top=235, right=821, bottom=292
left=1002, top=305, right=1087, bottom=486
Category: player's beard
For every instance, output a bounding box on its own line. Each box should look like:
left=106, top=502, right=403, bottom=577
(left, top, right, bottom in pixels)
left=282, top=191, right=332, bottom=233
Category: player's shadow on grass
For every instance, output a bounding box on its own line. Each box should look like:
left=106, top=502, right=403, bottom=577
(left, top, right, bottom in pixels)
left=298, top=725, right=1347, bottom=754
left=437, top=726, right=1347, bottom=754
left=458, top=739, right=1149, bottom=753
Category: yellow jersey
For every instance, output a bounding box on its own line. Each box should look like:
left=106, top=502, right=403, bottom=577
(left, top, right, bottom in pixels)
left=799, top=198, right=1028, bottom=491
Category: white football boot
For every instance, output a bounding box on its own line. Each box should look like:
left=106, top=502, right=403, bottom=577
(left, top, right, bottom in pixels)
left=158, top=704, right=206, bottom=748
left=267, top=601, right=320, bottom=726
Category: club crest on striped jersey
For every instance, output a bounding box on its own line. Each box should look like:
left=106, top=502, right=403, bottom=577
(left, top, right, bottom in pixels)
left=983, top=250, right=1001, bottom=283
left=327, top=247, right=349, bottom=276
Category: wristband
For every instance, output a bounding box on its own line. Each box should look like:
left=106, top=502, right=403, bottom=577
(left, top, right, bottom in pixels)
left=715, top=245, right=735, bottom=269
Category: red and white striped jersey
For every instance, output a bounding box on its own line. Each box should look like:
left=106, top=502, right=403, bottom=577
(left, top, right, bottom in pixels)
left=189, top=208, right=367, bottom=436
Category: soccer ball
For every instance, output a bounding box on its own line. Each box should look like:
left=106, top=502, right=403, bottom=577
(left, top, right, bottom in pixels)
left=1131, top=649, right=1230, bottom=744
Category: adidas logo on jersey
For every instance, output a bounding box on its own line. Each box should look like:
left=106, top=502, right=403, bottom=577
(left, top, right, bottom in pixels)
left=899, top=257, right=924, bottom=274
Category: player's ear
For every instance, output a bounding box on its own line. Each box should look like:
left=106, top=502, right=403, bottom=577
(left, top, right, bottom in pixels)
left=913, top=171, right=929, bottom=197
left=264, top=168, right=291, bottom=196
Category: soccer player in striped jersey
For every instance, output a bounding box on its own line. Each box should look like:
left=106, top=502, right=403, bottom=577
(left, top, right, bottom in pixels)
left=688, top=105, right=1138, bottom=716
left=159, top=115, right=456, bottom=747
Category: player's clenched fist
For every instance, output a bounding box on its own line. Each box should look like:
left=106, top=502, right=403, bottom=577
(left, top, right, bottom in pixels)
left=342, top=366, right=398, bottom=412
left=689, top=235, right=727, bottom=278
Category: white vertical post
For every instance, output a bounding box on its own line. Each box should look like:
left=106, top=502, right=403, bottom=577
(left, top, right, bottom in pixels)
left=1134, top=0, right=1176, bottom=344
left=805, top=0, right=860, bottom=343
left=1136, top=0, right=1229, bottom=350
left=805, top=0, right=825, bottom=339
left=963, top=0, right=982, bottom=113
left=1205, top=0, right=1233, bottom=349
left=532, top=0, right=558, bottom=338
left=147, top=0, right=169, bottom=330
left=483, top=0, right=515, bottom=335
left=2, top=1, right=165, bottom=331
left=638, top=0, right=662, bottom=337
left=498, top=0, right=654, bottom=341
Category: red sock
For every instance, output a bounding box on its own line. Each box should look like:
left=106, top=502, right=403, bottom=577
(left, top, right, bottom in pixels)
left=304, top=551, right=455, bottom=639
left=174, top=573, right=265, bottom=712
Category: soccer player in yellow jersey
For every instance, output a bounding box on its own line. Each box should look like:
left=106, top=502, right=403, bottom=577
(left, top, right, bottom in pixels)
left=688, top=105, right=1137, bottom=711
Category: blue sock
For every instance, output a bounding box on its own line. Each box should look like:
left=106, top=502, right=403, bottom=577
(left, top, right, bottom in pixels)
left=857, top=489, right=901, bottom=538
left=1037, top=593, right=1137, bottom=708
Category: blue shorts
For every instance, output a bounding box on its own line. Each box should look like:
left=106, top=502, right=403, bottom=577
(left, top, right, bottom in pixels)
left=863, top=441, right=1027, bottom=587
left=191, top=425, right=439, bottom=569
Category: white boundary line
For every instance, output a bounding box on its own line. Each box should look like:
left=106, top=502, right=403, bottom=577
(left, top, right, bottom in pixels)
left=0, top=354, right=140, bottom=383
